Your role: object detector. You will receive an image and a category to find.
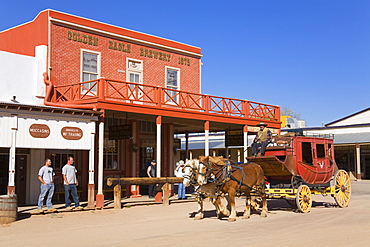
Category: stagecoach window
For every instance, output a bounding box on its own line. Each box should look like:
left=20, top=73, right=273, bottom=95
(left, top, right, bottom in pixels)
left=302, top=142, right=313, bottom=165
left=316, top=144, right=325, bottom=158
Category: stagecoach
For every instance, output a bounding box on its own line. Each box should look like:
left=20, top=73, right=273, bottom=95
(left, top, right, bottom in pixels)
left=247, top=134, right=351, bottom=213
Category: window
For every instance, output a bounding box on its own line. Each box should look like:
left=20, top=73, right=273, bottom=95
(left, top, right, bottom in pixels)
left=81, top=50, right=100, bottom=93
left=103, top=139, right=118, bottom=170
left=301, top=142, right=313, bottom=164
left=50, top=150, right=75, bottom=170
left=316, top=144, right=325, bottom=158
left=141, top=121, right=156, bottom=133
left=165, top=67, right=180, bottom=103
left=127, top=59, right=143, bottom=102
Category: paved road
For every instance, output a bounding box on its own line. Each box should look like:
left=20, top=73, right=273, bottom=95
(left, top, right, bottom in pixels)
left=1, top=180, right=369, bottom=247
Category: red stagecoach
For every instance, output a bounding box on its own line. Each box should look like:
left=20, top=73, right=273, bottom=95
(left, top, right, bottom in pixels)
left=248, top=134, right=351, bottom=213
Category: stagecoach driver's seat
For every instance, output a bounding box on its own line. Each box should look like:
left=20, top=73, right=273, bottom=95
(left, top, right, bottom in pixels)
left=251, top=122, right=272, bottom=157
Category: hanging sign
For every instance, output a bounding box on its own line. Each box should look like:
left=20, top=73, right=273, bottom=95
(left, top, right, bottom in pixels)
left=109, top=125, right=132, bottom=140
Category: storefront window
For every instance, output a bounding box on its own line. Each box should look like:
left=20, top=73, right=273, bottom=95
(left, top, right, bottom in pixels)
left=50, top=150, right=75, bottom=170
left=104, top=139, right=118, bottom=169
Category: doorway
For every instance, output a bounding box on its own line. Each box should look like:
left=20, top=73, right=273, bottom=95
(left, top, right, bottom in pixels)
left=139, top=147, right=155, bottom=195
left=0, top=154, right=28, bottom=205
left=16, top=155, right=27, bottom=205
left=0, top=155, right=8, bottom=195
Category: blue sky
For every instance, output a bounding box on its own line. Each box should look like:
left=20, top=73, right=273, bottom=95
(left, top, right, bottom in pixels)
left=1, top=0, right=370, bottom=127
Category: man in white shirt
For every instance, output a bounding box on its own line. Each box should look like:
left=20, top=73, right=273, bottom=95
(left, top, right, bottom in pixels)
left=62, top=156, right=83, bottom=211
left=37, top=159, right=57, bottom=213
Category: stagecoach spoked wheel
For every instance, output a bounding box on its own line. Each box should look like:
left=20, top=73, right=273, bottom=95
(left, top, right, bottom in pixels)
left=296, top=185, right=312, bottom=213
left=334, top=170, right=351, bottom=208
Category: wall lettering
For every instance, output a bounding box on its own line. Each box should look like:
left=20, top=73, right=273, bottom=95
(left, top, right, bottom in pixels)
left=178, top=57, right=190, bottom=66
left=139, top=48, right=171, bottom=62
left=67, top=31, right=99, bottom=46
left=108, top=40, right=131, bottom=53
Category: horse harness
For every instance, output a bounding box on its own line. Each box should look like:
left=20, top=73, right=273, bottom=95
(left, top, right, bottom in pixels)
left=200, top=160, right=264, bottom=197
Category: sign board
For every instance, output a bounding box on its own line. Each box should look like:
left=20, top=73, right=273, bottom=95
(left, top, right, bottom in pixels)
left=109, top=125, right=132, bottom=140
left=225, top=129, right=243, bottom=147
left=29, top=124, right=50, bottom=138
left=61, top=127, right=83, bottom=140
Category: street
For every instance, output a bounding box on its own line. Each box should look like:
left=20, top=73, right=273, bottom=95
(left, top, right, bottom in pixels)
left=1, top=180, right=369, bottom=247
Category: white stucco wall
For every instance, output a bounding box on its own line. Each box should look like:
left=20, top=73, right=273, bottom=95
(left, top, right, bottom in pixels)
left=0, top=45, right=47, bottom=105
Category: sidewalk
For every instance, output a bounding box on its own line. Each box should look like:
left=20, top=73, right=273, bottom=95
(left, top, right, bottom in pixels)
left=18, top=194, right=196, bottom=215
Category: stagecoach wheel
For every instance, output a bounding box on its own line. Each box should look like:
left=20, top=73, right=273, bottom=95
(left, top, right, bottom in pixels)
left=295, top=185, right=312, bottom=213
left=334, top=170, right=351, bottom=208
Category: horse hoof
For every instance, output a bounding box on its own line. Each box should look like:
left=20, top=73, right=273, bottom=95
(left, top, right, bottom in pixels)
left=260, top=213, right=267, bottom=218
left=242, top=215, right=250, bottom=219
left=194, top=215, right=203, bottom=220
left=227, top=218, right=236, bottom=222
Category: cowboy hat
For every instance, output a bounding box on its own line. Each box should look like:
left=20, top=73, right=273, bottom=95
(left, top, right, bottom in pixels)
left=256, top=122, right=268, bottom=127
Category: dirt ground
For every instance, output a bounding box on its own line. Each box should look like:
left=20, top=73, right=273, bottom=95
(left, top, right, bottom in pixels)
left=1, top=180, right=370, bottom=247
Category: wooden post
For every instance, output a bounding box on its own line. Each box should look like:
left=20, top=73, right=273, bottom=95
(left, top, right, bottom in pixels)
left=114, top=184, right=122, bottom=209
left=162, top=183, right=169, bottom=206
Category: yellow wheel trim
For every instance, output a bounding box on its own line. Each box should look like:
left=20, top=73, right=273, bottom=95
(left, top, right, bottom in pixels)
left=296, top=185, right=312, bottom=213
left=335, top=170, right=351, bottom=208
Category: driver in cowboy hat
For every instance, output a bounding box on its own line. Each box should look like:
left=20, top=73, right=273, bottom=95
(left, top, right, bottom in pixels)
left=251, top=122, right=272, bottom=157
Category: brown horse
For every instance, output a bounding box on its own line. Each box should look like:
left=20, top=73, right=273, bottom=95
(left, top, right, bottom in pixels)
left=198, top=156, right=268, bottom=222
left=183, top=159, right=230, bottom=220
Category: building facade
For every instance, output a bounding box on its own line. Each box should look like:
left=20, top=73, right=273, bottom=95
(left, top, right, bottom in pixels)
left=0, top=9, right=281, bottom=206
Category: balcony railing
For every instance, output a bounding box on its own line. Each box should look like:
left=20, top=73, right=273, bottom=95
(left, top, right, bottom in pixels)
left=49, top=78, right=280, bottom=121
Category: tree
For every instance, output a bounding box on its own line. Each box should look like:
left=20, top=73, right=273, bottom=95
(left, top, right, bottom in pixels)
left=280, top=106, right=302, bottom=120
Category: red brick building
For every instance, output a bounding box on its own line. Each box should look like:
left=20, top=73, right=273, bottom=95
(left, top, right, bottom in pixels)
left=0, top=9, right=280, bottom=207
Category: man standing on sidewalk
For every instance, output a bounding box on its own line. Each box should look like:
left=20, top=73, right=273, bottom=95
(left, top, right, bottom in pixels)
left=146, top=160, right=157, bottom=198
left=62, top=156, right=83, bottom=211
left=37, top=158, right=57, bottom=213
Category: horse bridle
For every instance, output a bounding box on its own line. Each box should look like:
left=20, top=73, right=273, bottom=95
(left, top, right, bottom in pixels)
left=199, top=161, right=230, bottom=185
left=183, top=164, right=198, bottom=185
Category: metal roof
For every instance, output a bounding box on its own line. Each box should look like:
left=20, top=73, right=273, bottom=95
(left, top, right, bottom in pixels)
left=179, top=136, right=255, bottom=150
left=333, top=132, right=370, bottom=144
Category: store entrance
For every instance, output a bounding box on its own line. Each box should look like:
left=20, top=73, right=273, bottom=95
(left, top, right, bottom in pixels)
left=139, top=147, right=155, bottom=195
left=0, top=154, right=8, bottom=195
left=16, top=155, right=27, bottom=205
left=0, top=154, right=27, bottom=205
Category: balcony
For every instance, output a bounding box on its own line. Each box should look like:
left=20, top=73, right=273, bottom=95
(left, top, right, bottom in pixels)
left=45, top=78, right=280, bottom=127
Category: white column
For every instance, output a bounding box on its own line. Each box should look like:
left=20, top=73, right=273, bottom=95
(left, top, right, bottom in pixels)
left=8, top=115, right=18, bottom=194
left=204, top=121, right=209, bottom=156
left=8, top=129, right=16, bottom=187
left=89, top=122, right=96, bottom=184
left=356, top=143, right=361, bottom=180
left=156, top=116, right=161, bottom=177
left=97, top=121, right=104, bottom=194
left=243, top=125, right=248, bottom=162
